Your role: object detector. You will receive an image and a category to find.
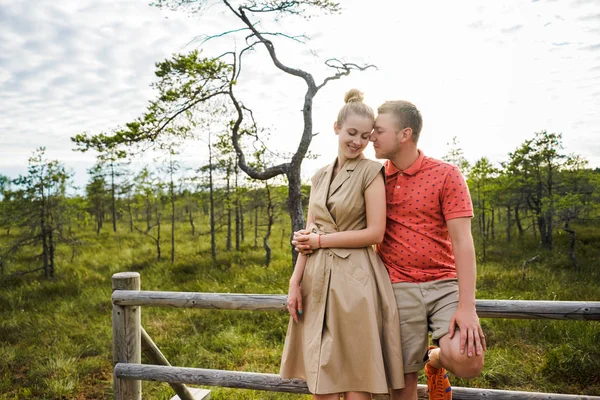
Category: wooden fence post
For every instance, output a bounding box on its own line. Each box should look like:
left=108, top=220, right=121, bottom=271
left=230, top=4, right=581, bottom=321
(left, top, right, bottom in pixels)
left=112, top=272, right=142, bottom=400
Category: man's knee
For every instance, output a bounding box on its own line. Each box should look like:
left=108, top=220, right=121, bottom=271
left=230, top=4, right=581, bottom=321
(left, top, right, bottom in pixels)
left=452, top=353, right=484, bottom=379
left=443, top=347, right=484, bottom=378
left=439, top=335, right=485, bottom=379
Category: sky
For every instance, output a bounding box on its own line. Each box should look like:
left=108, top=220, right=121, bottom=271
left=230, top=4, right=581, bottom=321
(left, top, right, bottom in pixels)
left=1, top=0, right=599, bottom=190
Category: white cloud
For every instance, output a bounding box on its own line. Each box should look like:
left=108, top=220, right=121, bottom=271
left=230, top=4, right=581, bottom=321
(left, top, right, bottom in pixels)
left=0, top=0, right=599, bottom=189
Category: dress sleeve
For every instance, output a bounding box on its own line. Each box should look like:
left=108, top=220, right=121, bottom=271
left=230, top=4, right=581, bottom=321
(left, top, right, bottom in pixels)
left=362, top=160, right=385, bottom=191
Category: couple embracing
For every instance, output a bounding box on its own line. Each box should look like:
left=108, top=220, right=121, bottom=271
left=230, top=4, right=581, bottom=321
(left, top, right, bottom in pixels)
left=280, top=89, right=486, bottom=400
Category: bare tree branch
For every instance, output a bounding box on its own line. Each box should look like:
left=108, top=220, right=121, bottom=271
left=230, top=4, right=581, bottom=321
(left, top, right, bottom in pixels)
left=245, top=31, right=308, bottom=44
left=237, top=40, right=261, bottom=80
left=194, top=26, right=253, bottom=47
left=316, top=58, right=377, bottom=90
left=149, top=90, right=230, bottom=141
left=227, top=53, right=290, bottom=179
left=222, top=0, right=317, bottom=88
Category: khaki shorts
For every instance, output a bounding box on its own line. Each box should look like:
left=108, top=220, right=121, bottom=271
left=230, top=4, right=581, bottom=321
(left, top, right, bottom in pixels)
left=391, top=279, right=459, bottom=373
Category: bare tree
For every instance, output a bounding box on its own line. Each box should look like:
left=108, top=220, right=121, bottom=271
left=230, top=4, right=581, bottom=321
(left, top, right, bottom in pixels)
left=72, top=1, right=374, bottom=265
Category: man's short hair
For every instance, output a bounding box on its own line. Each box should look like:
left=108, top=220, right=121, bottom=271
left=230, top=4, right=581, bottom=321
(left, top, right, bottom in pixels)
left=378, top=100, right=423, bottom=143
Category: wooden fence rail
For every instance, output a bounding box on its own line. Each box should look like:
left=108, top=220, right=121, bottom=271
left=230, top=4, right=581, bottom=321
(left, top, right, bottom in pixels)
left=114, top=364, right=598, bottom=400
left=112, top=290, right=600, bottom=320
left=111, top=272, right=600, bottom=400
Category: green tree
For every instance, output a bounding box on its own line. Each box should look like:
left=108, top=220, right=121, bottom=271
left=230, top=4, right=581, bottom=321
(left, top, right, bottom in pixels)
left=505, top=131, right=575, bottom=249
left=443, top=136, right=471, bottom=176
left=549, top=158, right=597, bottom=269
left=10, top=148, right=73, bottom=277
left=85, top=164, right=109, bottom=235
left=134, top=167, right=164, bottom=261
left=0, top=174, right=16, bottom=236
left=468, top=157, right=498, bottom=261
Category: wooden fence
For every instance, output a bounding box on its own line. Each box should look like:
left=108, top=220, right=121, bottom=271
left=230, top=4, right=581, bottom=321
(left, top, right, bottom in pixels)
left=111, top=272, right=600, bottom=400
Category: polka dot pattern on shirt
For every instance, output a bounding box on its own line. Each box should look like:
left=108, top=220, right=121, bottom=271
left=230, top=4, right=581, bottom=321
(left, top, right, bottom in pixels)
left=376, top=152, right=474, bottom=283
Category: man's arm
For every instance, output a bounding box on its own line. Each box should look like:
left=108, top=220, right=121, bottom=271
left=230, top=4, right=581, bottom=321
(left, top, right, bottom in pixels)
left=447, top=217, right=486, bottom=357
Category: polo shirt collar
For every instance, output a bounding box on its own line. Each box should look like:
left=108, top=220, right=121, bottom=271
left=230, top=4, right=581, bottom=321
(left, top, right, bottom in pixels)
left=385, top=150, right=425, bottom=177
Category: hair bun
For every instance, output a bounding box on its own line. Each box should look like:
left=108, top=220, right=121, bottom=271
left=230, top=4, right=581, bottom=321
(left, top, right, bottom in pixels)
left=344, top=89, right=364, bottom=104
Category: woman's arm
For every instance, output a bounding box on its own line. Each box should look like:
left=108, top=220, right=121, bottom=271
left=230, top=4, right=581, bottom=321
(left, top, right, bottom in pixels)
left=286, top=208, right=313, bottom=322
left=294, top=173, right=386, bottom=250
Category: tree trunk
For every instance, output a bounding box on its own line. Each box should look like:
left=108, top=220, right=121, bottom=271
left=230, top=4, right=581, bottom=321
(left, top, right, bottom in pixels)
left=264, top=184, right=274, bottom=267
left=543, top=212, right=553, bottom=249
left=254, top=206, right=259, bottom=250
left=562, top=222, right=577, bottom=270
left=189, top=207, right=195, bottom=236
left=240, top=203, right=244, bottom=242
left=127, top=202, right=134, bottom=233
left=208, top=140, right=217, bottom=263
left=40, top=186, right=50, bottom=278
left=480, top=198, right=487, bottom=262
left=506, top=206, right=512, bottom=242
left=170, top=171, right=175, bottom=264
left=48, top=219, right=55, bottom=278
left=235, top=204, right=240, bottom=250
left=235, top=160, right=241, bottom=251
left=226, top=173, right=232, bottom=252
left=146, top=196, right=152, bottom=231
left=546, top=163, right=554, bottom=249
left=156, top=206, right=162, bottom=262
left=96, top=213, right=102, bottom=235
left=537, top=215, right=553, bottom=248
left=111, top=163, right=117, bottom=233
left=286, top=166, right=305, bottom=267
left=515, top=206, right=524, bottom=237
left=491, top=207, right=495, bottom=240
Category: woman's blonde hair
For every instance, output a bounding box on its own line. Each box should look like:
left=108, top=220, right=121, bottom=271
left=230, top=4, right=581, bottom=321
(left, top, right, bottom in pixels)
left=336, top=89, right=375, bottom=126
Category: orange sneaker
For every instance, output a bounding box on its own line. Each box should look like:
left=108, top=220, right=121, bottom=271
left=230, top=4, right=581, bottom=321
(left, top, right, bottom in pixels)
left=425, top=347, right=452, bottom=400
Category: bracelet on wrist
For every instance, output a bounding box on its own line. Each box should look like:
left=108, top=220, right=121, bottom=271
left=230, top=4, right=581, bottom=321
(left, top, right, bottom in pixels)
left=317, top=234, right=322, bottom=249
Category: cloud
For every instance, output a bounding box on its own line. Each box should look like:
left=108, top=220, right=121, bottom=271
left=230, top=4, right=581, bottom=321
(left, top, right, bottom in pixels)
left=500, top=24, right=523, bottom=34
left=571, top=0, right=600, bottom=5
left=0, top=2, right=208, bottom=190
left=580, top=43, right=600, bottom=51
left=1, top=0, right=600, bottom=190
left=578, top=13, right=600, bottom=21
left=468, top=20, right=486, bottom=29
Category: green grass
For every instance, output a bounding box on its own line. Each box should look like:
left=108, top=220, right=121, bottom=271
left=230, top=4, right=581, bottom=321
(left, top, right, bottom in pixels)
left=0, top=222, right=599, bottom=398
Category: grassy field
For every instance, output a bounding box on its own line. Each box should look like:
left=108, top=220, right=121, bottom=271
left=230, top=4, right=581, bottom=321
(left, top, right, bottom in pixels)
left=0, top=224, right=599, bottom=399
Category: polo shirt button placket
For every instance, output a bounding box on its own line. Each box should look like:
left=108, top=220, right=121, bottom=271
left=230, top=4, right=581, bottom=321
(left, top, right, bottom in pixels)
left=394, top=173, right=403, bottom=201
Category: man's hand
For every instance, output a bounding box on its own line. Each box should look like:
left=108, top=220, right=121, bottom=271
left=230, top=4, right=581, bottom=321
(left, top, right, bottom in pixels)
left=287, top=280, right=303, bottom=323
left=448, top=306, right=486, bottom=357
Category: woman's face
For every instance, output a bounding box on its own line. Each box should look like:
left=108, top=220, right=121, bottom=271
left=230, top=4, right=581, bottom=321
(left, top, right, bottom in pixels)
left=335, top=114, right=374, bottom=159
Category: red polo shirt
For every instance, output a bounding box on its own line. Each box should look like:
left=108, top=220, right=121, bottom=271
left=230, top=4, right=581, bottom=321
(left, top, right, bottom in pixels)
left=376, top=151, right=473, bottom=283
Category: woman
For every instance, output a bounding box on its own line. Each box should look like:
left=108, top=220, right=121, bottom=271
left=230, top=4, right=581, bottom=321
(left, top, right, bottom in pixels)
left=280, top=89, right=405, bottom=399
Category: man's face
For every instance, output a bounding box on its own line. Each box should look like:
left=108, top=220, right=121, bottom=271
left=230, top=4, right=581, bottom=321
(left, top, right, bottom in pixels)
left=371, top=113, right=401, bottom=160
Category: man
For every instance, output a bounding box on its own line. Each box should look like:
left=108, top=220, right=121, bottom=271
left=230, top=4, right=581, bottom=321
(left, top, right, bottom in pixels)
left=370, top=100, right=486, bottom=400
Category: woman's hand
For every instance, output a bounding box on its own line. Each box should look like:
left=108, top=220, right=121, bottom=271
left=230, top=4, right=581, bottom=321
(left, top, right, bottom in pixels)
left=292, top=230, right=321, bottom=252
left=292, top=229, right=312, bottom=255
left=287, top=280, right=303, bottom=323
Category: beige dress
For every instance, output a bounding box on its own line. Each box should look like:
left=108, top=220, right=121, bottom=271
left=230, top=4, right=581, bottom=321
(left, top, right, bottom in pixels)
left=280, top=157, right=405, bottom=394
